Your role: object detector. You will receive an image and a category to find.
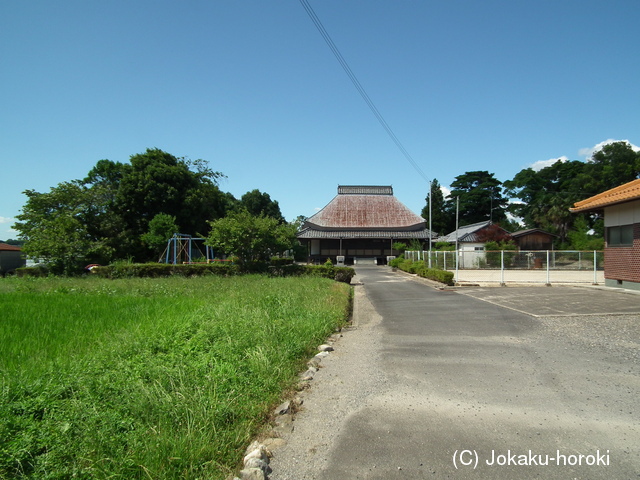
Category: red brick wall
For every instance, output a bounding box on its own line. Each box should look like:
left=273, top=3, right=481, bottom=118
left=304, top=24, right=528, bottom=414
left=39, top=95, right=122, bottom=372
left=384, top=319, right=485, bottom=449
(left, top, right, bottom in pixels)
left=605, top=223, right=640, bottom=282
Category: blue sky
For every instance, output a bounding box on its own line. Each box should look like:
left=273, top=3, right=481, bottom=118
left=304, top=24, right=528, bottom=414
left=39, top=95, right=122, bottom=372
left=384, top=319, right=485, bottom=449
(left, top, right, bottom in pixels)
left=2, top=0, right=639, bottom=239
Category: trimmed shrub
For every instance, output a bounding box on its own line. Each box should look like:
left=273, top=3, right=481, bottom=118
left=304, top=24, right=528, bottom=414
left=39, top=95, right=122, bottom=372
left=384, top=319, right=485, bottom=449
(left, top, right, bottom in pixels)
left=16, top=266, right=50, bottom=277
left=421, top=267, right=454, bottom=285
left=16, top=265, right=50, bottom=277
left=334, top=267, right=356, bottom=284
left=93, top=263, right=239, bottom=279
left=391, top=258, right=454, bottom=286
left=389, top=256, right=403, bottom=268
left=270, top=256, right=294, bottom=267
left=268, top=264, right=355, bottom=284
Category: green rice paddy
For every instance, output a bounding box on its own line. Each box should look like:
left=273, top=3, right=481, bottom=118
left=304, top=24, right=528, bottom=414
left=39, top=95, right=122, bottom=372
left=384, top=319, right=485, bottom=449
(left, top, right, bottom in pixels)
left=0, top=275, right=352, bottom=479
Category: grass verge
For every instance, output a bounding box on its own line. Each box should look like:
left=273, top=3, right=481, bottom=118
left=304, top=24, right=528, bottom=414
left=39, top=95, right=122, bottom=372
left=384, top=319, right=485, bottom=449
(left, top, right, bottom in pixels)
left=0, top=275, right=352, bottom=479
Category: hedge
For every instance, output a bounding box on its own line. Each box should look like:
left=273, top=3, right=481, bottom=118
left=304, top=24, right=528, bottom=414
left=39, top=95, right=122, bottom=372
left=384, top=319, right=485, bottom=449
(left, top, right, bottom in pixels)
left=268, top=264, right=356, bottom=284
left=15, top=265, right=50, bottom=277
left=36, top=261, right=358, bottom=284
left=390, top=258, right=454, bottom=286
left=92, top=262, right=240, bottom=279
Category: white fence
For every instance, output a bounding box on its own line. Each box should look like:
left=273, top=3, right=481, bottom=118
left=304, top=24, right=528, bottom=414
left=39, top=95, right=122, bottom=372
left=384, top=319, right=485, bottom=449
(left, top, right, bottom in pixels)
left=405, top=250, right=605, bottom=285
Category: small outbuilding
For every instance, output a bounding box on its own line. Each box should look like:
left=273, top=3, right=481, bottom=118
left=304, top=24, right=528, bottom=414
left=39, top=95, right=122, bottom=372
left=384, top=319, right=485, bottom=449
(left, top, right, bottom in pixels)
left=0, top=243, right=25, bottom=275
left=571, top=178, right=640, bottom=291
left=437, top=221, right=512, bottom=268
left=297, top=185, right=434, bottom=265
left=438, top=220, right=511, bottom=249
left=510, top=228, right=557, bottom=251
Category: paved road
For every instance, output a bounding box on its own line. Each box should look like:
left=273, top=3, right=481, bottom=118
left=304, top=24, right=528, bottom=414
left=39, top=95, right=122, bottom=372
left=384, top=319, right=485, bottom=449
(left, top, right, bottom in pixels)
left=269, top=266, right=640, bottom=479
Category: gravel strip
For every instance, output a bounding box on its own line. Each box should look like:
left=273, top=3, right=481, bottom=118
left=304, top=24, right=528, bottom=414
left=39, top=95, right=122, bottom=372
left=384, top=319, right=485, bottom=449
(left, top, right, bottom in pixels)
left=267, top=284, right=387, bottom=480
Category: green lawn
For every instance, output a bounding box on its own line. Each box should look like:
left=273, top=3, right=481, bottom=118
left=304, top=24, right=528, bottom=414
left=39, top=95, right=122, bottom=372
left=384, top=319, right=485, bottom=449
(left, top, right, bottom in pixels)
left=0, top=275, right=352, bottom=479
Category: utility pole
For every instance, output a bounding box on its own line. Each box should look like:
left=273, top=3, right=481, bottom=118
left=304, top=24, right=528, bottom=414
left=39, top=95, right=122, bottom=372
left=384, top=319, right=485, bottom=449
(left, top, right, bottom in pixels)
left=428, top=184, right=433, bottom=268
left=455, top=196, right=459, bottom=282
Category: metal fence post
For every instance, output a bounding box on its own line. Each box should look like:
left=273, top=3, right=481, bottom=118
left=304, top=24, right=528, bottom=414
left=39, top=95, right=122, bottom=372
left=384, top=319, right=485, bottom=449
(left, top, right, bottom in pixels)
left=455, top=249, right=459, bottom=283
left=593, top=250, right=598, bottom=285
left=546, top=250, right=551, bottom=286
left=500, top=250, right=505, bottom=286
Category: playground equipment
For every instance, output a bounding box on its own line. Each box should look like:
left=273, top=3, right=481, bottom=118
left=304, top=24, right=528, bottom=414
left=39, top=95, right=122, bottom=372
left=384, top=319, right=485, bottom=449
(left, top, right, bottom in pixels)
left=160, top=233, right=214, bottom=264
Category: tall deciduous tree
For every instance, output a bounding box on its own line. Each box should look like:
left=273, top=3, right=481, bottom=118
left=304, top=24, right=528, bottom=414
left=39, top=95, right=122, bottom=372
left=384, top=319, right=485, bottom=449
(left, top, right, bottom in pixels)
left=504, top=159, right=586, bottom=241
left=239, top=189, right=285, bottom=223
left=503, top=142, right=639, bottom=244
left=206, top=210, right=296, bottom=268
left=14, top=182, right=114, bottom=274
left=115, top=149, right=225, bottom=240
left=584, top=141, right=640, bottom=192
left=446, top=171, right=507, bottom=226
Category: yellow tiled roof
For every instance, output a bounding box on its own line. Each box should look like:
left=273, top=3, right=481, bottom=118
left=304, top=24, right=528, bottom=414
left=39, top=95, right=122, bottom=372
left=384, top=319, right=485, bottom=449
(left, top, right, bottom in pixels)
left=570, top=178, right=640, bottom=212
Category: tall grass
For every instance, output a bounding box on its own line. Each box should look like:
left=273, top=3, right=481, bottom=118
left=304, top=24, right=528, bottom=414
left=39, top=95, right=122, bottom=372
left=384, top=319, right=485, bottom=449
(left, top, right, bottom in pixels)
left=0, top=275, right=351, bottom=479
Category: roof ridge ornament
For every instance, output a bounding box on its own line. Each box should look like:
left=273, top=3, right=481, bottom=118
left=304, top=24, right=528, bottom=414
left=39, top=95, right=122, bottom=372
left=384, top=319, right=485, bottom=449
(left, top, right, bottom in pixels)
left=337, top=185, right=393, bottom=195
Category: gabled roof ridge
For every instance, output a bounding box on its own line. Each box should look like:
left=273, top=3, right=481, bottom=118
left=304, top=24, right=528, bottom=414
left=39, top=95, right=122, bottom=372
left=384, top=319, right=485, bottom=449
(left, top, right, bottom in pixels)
left=457, top=220, right=492, bottom=229
left=438, top=220, right=497, bottom=242
left=511, top=228, right=558, bottom=238
left=338, top=185, right=393, bottom=195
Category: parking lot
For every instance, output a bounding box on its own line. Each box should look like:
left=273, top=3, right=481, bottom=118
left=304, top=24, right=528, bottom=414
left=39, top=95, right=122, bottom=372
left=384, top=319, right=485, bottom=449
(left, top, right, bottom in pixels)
left=456, top=284, right=640, bottom=316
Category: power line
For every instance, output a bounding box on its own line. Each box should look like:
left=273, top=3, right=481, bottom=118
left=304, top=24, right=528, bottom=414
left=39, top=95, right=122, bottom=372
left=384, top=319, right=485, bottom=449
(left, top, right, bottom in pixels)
left=298, top=0, right=430, bottom=184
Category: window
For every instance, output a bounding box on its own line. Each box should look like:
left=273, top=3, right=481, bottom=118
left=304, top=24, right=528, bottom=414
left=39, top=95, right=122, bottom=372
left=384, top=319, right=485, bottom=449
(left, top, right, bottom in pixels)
left=607, top=224, right=634, bottom=246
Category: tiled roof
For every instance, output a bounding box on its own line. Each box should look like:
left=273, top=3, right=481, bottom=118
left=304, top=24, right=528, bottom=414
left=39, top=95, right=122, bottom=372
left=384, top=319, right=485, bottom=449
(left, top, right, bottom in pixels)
left=297, top=228, right=434, bottom=239
left=303, top=185, right=426, bottom=230
left=438, top=221, right=492, bottom=242
left=510, top=228, right=557, bottom=238
left=0, top=243, right=21, bottom=251
left=571, top=178, right=640, bottom=212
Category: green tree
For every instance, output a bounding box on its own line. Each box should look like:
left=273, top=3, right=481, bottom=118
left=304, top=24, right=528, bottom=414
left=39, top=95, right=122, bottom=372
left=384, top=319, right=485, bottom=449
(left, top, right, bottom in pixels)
left=434, top=241, right=455, bottom=251
left=206, top=210, right=296, bottom=268
left=0, top=239, right=24, bottom=246
left=239, top=189, right=285, bottom=222
left=293, top=215, right=308, bottom=231
left=421, top=179, right=452, bottom=235
left=505, top=142, right=639, bottom=244
left=13, top=182, right=114, bottom=274
left=585, top=141, right=640, bottom=190
left=505, top=160, right=588, bottom=242
left=567, top=215, right=605, bottom=250
left=392, top=242, right=408, bottom=254
left=97, top=149, right=227, bottom=261
left=15, top=149, right=232, bottom=271
left=141, top=213, right=180, bottom=260
left=81, top=159, right=132, bottom=260
left=447, top=171, right=507, bottom=226
left=115, top=149, right=225, bottom=242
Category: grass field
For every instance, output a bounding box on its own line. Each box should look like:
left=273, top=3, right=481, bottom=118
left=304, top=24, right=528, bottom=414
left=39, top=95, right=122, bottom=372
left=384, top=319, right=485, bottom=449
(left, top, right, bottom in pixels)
left=0, top=275, right=352, bottom=479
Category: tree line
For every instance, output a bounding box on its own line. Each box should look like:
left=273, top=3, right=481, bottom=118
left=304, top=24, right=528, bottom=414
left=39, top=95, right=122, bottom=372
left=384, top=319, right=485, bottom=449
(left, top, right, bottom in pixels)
left=422, top=141, right=640, bottom=248
left=12, top=141, right=639, bottom=274
left=13, top=148, right=294, bottom=274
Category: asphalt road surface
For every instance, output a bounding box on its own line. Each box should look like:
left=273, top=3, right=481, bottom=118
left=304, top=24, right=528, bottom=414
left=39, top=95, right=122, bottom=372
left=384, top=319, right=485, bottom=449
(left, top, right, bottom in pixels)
left=269, top=266, right=639, bottom=480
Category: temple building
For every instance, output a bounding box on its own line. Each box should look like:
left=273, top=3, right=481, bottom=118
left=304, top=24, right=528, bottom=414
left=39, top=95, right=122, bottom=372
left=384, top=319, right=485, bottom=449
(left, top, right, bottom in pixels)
left=297, top=185, right=434, bottom=265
